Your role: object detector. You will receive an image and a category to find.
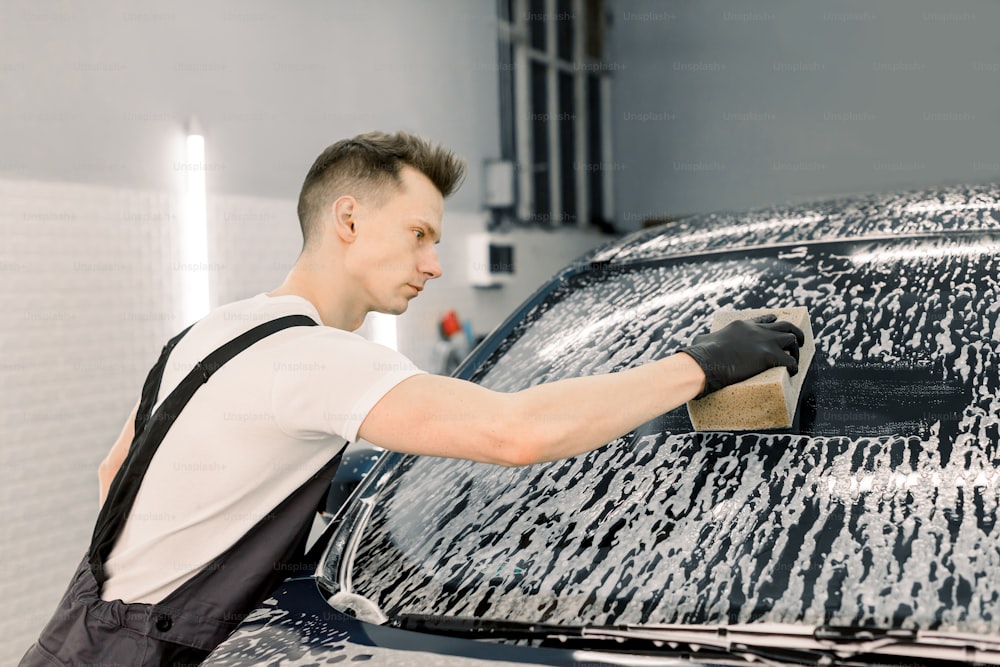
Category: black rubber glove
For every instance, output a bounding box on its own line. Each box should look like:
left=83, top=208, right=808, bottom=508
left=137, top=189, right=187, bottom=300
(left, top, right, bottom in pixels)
left=680, top=314, right=805, bottom=398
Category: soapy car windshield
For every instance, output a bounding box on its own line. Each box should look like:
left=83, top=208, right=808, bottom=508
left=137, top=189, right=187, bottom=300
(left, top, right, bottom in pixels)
left=331, top=233, right=1000, bottom=636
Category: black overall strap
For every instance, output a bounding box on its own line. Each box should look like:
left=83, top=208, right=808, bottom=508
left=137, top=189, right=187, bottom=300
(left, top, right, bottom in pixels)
left=89, top=314, right=318, bottom=585
left=134, top=322, right=196, bottom=447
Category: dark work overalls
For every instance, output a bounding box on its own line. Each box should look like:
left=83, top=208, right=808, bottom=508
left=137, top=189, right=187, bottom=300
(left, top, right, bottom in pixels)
left=21, top=314, right=343, bottom=666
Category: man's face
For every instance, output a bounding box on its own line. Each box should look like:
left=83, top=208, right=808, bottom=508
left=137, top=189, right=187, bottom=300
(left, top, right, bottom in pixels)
left=346, top=166, right=445, bottom=316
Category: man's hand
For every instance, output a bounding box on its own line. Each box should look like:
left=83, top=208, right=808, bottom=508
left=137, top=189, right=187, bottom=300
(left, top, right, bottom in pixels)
left=679, top=314, right=804, bottom=398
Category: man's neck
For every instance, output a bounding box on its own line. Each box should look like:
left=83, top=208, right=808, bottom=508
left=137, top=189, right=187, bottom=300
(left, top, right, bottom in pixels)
left=267, top=278, right=365, bottom=331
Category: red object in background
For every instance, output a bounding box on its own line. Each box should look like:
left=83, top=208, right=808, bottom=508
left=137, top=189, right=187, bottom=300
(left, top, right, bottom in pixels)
left=440, top=310, right=462, bottom=338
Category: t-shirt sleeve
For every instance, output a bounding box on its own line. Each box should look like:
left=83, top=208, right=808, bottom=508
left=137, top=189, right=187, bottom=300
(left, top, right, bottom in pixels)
left=270, top=329, right=426, bottom=442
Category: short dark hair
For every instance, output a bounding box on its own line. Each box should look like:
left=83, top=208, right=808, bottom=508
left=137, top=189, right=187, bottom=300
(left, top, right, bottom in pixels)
left=296, top=130, right=466, bottom=247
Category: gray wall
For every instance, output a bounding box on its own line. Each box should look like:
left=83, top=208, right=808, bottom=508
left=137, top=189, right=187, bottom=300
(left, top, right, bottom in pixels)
left=608, top=0, right=1000, bottom=229
left=0, top=0, right=499, bottom=211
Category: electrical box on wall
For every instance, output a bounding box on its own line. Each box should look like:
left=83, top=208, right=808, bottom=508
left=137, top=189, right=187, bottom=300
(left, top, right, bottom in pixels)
left=483, top=160, right=516, bottom=208
left=467, top=233, right=515, bottom=288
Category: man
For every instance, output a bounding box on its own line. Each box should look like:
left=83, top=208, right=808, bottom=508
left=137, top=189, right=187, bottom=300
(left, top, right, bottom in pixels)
left=22, top=130, right=802, bottom=666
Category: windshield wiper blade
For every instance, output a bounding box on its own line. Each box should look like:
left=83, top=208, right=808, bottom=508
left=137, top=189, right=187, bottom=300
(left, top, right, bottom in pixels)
left=390, top=614, right=584, bottom=641
left=391, top=615, right=845, bottom=665
left=390, top=614, right=1000, bottom=665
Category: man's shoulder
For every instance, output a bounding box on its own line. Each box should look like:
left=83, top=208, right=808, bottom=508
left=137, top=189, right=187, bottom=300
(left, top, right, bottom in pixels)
left=173, top=294, right=412, bottom=367
left=190, top=293, right=323, bottom=337
left=210, top=293, right=320, bottom=324
left=166, top=294, right=323, bottom=359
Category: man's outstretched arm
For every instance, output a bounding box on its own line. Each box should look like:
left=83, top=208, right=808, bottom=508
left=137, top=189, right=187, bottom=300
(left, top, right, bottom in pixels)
left=359, top=317, right=803, bottom=467
left=359, top=351, right=706, bottom=467
left=359, top=352, right=705, bottom=467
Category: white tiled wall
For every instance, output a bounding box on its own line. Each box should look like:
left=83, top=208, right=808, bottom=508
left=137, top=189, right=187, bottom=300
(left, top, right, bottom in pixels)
left=0, top=178, right=183, bottom=662
left=0, top=179, right=609, bottom=663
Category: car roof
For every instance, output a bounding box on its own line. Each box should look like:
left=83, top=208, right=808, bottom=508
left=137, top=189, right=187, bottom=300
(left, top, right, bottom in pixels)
left=582, top=182, right=1000, bottom=266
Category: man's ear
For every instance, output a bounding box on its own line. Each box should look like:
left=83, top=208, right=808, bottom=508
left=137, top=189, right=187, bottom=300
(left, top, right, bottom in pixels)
left=331, top=195, right=357, bottom=243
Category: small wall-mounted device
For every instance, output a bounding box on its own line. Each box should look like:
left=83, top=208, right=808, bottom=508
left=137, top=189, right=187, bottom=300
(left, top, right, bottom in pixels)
left=467, top=232, right=515, bottom=288
left=482, top=160, right=516, bottom=208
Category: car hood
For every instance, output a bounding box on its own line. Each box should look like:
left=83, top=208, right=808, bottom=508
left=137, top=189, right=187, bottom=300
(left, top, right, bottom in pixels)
left=203, top=578, right=717, bottom=666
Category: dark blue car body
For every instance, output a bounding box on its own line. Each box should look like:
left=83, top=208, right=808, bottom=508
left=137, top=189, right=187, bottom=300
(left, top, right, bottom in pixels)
left=203, top=183, right=1000, bottom=666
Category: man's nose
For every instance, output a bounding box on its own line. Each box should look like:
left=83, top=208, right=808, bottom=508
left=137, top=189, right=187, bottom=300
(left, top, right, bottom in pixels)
left=421, top=247, right=442, bottom=280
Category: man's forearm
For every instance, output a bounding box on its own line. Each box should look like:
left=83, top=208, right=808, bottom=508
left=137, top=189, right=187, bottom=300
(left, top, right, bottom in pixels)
left=509, top=352, right=705, bottom=465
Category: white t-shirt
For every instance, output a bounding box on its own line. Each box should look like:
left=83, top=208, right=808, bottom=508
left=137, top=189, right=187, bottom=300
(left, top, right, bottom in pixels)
left=101, top=293, right=424, bottom=604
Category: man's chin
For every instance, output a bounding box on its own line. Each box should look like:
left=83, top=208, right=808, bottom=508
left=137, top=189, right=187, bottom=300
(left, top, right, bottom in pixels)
left=374, top=303, right=408, bottom=316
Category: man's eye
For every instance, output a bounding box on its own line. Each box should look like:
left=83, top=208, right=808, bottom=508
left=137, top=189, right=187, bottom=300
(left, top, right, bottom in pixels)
left=414, top=229, right=425, bottom=239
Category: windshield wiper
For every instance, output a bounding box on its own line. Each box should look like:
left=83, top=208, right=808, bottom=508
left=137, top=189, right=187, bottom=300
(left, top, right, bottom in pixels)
left=390, top=614, right=1000, bottom=666
left=391, top=614, right=833, bottom=665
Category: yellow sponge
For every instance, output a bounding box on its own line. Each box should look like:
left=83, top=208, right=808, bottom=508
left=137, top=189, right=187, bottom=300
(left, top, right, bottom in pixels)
left=686, top=307, right=815, bottom=431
